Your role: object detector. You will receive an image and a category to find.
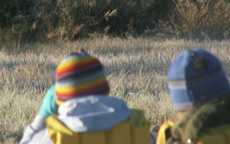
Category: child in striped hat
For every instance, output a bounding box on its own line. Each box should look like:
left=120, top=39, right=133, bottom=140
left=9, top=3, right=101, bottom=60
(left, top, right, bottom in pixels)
left=28, top=48, right=111, bottom=126
left=20, top=48, right=153, bottom=144
left=20, top=49, right=128, bottom=143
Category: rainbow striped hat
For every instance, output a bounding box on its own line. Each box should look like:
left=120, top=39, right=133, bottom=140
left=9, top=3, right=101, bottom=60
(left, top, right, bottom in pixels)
left=55, top=49, right=110, bottom=105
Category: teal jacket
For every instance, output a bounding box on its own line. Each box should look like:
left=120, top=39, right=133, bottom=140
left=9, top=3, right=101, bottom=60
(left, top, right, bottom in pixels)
left=39, top=85, right=58, bottom=118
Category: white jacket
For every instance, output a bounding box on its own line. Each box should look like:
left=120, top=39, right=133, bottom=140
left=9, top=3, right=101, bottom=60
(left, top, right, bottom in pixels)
left=20, top=95, right=132, bottom=144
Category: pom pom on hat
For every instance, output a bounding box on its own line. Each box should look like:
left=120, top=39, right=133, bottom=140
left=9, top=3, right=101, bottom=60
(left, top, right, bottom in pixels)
left=55, top=48, right=110, bottom=105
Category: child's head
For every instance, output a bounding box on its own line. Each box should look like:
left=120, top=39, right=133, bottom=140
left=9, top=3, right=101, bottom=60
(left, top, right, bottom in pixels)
left=167, top=49, right=230, bottom=112
left=55, top=48, right=110, bottom=105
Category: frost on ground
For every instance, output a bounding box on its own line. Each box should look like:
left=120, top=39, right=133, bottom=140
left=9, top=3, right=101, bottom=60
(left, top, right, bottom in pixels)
left=1, top=37, right=230, bottom=143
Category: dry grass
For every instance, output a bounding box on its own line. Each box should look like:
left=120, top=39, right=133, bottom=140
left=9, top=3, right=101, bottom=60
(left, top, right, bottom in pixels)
left=3, top=0, right=230, bottom=43
left=156, top=0, right=230, bottom=38
left=0, top=0, right=165, bottom=42
left=1, top=37, right=230, bottom=143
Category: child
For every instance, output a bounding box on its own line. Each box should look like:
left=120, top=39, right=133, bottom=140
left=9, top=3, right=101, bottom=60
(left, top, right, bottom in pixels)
left=20, top=49, right=153, bottom=144
left=157, top=49, right=230, bottom=144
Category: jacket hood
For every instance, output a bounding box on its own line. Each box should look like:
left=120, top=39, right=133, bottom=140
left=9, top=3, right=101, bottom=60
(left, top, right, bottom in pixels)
left=57, top=95, right=132, bottom=132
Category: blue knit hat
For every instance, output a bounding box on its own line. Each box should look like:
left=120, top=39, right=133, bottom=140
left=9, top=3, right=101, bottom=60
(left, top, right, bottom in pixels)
left=167, top=49, right=230, bottom=112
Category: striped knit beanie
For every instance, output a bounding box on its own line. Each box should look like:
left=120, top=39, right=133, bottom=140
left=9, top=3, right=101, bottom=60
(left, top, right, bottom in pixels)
left=167, top=49, right=230, bottom=112
left=55, top=49, right=110, bottom=105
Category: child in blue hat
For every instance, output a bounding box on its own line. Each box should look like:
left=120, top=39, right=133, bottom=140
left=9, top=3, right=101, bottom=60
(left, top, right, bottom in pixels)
left=157, top=49, right=230, bottom=144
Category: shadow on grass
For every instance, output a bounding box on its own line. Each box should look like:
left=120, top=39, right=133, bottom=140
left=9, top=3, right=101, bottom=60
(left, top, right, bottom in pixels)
left=0, top=129, right=23, bottom=143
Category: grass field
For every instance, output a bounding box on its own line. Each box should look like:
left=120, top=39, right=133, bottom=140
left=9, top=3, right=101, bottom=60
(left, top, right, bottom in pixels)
left=1, top=36, right=230, bottom=143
